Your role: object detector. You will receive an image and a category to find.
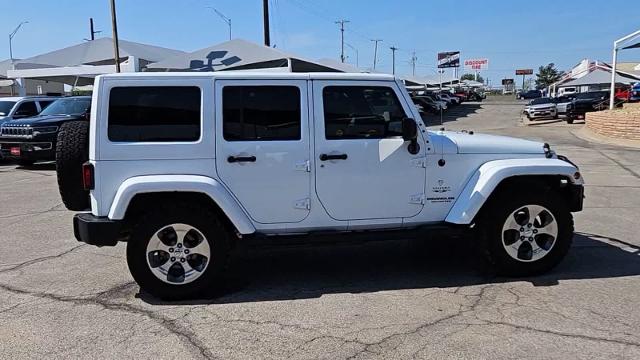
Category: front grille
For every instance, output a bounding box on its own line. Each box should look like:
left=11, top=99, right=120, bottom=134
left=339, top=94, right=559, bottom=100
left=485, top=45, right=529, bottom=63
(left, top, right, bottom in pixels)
left=0, top=126, right=33, bottom=138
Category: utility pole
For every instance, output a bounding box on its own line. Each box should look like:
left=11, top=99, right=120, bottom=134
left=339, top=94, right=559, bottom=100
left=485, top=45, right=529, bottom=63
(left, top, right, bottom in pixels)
left=390, top=46, right=398, bottom=75
left=109, top=0, right=121, bottom=72
left=371, top=39, right=382, bottom=70
left=410, top=51, right=417, bottom=76
left=335, top=19, right=349, bottom=63
left=89, top=18, right=101, bottom=40
left=263, top=0, right=270, bottom=46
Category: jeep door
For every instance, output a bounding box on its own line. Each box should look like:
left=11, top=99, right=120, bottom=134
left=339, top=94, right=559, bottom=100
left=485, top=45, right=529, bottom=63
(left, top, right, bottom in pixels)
left=312, top=81, right=427, bottom=221
left=215, top=80, right=311, bottom=224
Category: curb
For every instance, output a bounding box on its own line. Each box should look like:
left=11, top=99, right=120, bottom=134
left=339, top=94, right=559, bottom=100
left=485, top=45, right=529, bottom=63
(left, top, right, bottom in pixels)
left=572, top=126, right=640, bottom=149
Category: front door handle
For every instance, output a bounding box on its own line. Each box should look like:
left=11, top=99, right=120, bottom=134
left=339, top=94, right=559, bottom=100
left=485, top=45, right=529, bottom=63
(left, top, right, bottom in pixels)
left=319, top=153, right=348, bottom=161
left=227, top=155, right=256, bottom=163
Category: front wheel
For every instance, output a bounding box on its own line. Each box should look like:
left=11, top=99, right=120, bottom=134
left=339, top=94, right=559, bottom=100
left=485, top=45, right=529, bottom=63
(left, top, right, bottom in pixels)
left=476, top=188, right=573, bottom=276
left=566, top=117, right=574, bottom=124
left=126, top=204, right=233, bottom=300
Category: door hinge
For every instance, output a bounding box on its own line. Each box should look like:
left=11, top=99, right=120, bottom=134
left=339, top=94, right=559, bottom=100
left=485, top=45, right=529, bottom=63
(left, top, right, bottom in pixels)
left=295, top=160, right=311, bottom=172
left=409, top=193, right=425, bottom=205
left=294, top=198, right=311, bottom=210
left=410, top=158, right=427, bottom=168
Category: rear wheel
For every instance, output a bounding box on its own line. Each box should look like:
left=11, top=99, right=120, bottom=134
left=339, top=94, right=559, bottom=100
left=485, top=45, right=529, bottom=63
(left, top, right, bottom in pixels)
left=56, top=121, right=90, bottom=211
left=566, top=117, right=574, bottom=124
left=126, top=204, right=233, bottom=300
left=476, top=186, right=573, bottom=276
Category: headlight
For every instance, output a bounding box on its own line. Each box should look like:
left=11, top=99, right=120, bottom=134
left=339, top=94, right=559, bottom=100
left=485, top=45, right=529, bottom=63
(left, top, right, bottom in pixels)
left=32, top=126, right=58, bottom=136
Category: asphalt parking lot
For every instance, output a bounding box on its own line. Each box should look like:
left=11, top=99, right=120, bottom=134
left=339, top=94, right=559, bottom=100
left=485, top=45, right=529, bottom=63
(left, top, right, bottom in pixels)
left=1, top=97, right=640, bottom=359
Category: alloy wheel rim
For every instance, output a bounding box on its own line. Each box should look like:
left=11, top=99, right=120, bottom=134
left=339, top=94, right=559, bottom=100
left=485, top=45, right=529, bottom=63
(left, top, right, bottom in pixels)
left=501, top=204, right=558, bottom=263
left=146, top=223, right=211, bottom=284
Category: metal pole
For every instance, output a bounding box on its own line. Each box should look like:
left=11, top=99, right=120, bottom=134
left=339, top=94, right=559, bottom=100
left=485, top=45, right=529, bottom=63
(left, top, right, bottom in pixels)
left=410, top=51, right=417, bottom=76
left=390, top=46, right=397, bottom=75
left=228, top=19, right=231, bottom=40
left=8, top=34, right=12, bottom=63
left=90, top=18, right=95, bottom=40
left=263, top=0, right=270, bottom=46
left=371, top=39, right=382, bottom=70
left=335, top=20, right=349, bottom=63
left=109, top=0, right=121, bottom=73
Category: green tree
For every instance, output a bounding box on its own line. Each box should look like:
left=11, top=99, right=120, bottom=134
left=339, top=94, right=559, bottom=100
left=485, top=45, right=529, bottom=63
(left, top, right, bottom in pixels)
left=535, top=63, right=563, bottom=89
left=461, top=73, right=484, bottom=83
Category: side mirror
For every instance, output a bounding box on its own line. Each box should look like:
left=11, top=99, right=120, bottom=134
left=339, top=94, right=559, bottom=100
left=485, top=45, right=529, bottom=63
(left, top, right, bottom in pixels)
left=402, top=117, right=418, bottom=141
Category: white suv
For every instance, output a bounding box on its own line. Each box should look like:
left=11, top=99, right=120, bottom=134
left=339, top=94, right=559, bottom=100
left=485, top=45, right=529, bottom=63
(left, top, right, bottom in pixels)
left=59, top=72, right=584, bottom=299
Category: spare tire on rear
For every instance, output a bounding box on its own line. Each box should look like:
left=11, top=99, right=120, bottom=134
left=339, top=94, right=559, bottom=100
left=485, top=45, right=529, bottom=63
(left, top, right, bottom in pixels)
left=56, top=121, right=90, bottom=211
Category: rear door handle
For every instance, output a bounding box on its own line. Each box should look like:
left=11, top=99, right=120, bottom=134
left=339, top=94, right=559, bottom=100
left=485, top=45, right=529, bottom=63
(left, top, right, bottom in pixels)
left=227, top=155, right=256, bottom=163
left=319, top=153, right=348, bottom=161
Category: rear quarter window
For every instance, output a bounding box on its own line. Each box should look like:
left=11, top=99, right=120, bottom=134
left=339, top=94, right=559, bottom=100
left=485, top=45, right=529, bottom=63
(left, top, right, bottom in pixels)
left=108, top=86, right=201, bottom=142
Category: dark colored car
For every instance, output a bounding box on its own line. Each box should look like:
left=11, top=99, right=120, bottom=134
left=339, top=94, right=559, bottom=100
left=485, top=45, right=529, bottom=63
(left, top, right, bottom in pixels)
left=565, top=91, right=609, bottom=124
left=0, top=96, right=91, bottom=166
left=630, top=83, right=640, bottom=102
left=517, top=90, right=542, bottom=100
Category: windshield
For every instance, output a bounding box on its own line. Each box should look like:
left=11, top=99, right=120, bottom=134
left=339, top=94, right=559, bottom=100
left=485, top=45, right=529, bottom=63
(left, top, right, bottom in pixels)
left=575, top=92, right=607, bottom=100
left=39, top=98, right=90, bottom=116
left=0, top=101, right=17, bottom=116
left=530, top=98, right=552, bottom=105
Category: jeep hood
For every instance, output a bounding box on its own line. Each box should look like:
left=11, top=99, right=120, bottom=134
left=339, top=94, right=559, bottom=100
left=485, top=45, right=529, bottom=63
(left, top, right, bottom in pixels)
left=3, top=114, right=83, bottom=126
left=439, top=131, right=545, bottom=154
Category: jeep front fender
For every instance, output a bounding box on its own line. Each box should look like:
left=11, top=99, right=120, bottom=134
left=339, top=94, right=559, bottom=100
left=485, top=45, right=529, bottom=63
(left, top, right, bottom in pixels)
left=445, top=158, right=583, bottom=224
left=107, top=175, right=256, bottom=234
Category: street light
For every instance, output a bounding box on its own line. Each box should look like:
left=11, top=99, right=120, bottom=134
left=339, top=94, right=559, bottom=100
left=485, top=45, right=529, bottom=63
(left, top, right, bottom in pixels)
left=207, top=6, right=232, bottom=41
left=9, top=21, right=28, bottom=63
left=345, top=43, right=358, bottom=67
left=609, top=29, right=640, bottom=109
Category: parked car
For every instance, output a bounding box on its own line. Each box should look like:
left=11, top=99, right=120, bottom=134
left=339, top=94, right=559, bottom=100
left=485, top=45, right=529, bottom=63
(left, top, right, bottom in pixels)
left=629, top=83, right=640, bottom=102
left=552, top=95, right=575, bottom=116
left=0, top=96, right=91, bottom=166
left=411, top=96, right=439, bottom=114
left=523, top=97, right=557, bottom=120
left=64, top=72, right=584, bottom=300
left=438, top=92, right=460, bottom=106
left=566, top=91, right=609, bottom=124
left=517, top=90, right=542, bottom=100
left=0, top=96, right=57, bottom=126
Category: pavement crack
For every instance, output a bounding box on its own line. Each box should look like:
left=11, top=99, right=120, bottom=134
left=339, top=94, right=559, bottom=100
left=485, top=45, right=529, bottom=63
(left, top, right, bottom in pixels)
left=0, top=282, right=216, bottom=360
left=0, top=244, right=86, bottom=274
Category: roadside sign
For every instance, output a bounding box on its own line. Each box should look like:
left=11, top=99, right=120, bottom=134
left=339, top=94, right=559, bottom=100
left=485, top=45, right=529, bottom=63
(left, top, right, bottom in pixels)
left=502, top=79, right=515, bottom=85
left=437, top=51, right=460, bottom=68
left=464, top=58, right=489, bottom=71
left=516, top=69, right=534, bottom=75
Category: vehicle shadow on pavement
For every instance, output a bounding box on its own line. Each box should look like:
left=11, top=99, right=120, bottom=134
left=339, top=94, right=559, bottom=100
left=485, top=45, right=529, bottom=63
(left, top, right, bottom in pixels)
left=16, top=162, right=56, bottom=171
left=138, top=232, right=640, bottom=305
left=421, top=103, right=482, bottom=126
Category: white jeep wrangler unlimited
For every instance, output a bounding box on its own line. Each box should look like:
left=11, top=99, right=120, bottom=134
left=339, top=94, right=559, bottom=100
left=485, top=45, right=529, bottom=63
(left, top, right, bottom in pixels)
left=57, top=72, right=584, bottom=299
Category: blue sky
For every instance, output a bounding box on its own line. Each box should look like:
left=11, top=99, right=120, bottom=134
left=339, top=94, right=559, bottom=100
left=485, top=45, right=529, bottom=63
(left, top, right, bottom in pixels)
left=2, top=0, right=639, bottom=85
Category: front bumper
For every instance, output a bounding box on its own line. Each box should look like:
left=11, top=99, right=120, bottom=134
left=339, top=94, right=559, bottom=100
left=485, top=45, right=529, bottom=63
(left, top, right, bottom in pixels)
left=73, top=213, right=123, bottom=247
left=0, top=141, right=55, bottom=161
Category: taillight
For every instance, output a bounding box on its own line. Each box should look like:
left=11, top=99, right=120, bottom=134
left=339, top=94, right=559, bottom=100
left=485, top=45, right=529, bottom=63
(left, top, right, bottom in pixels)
left=82, top=162, right=94, bottom=190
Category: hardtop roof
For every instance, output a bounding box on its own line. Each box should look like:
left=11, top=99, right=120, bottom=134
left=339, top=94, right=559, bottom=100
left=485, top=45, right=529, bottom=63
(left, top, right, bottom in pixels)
left=98, top=71, right=396, bottom=82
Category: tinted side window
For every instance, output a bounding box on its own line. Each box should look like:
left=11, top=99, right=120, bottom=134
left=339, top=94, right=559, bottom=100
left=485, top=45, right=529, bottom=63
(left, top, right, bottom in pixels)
left=223, top=86, right=301, bottom=141
left=38, top=100, right=54, bottom=111
left=108, top=86, right=201, bottom=142
left=323, top=86, right=407, bottom=140
left=16, top=101, right=38, bottom=116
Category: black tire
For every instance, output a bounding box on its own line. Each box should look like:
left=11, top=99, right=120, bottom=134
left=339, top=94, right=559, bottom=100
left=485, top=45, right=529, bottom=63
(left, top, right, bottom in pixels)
left=566, top=118, right=574, bottom=124
left=56, top=121, right=90, bottom=211
left=127, top=204, right=233, bottom=300
left=18, top=159, right=35, bottom=167
left=476, top=185, right=573, bottom=276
